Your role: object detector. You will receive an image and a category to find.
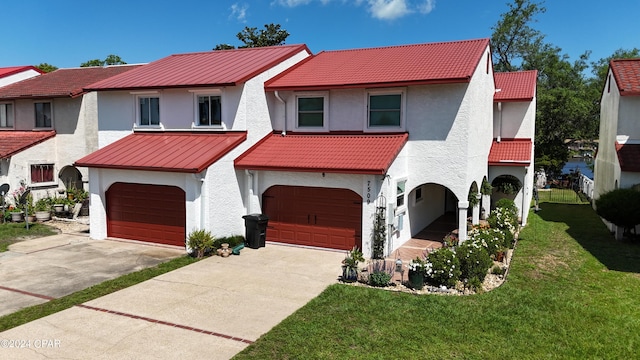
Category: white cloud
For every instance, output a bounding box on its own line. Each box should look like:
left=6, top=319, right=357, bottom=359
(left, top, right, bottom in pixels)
left=272, top=0, right=313, bottom=7
left=417, top=0, right=435, bottom=14
left=230, top=3, right=249, bottom=22
left=368, top=0, right=410, bottom=20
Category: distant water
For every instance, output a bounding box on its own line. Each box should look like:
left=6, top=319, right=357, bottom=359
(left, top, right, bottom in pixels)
left=563, top=158, right=593, bottom=179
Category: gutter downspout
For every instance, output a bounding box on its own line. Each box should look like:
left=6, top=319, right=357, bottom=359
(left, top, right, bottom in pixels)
left=275, top=91, right=287, bottom=136
left=497, top=101, right=502, bottom=142
left=245, top=169, right=254, bottom=214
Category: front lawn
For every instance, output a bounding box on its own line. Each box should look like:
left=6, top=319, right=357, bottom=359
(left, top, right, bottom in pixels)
left=235, top=202, right=640, bottom=359
left=0, top=222, right=57, bottom=252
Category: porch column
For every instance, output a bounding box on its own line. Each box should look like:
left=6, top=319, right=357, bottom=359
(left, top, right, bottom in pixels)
left=472, top=193, right=481, bottom=225
left=458, top=200, right=469, bottom=243
left=481, top=194, right=490, bottom=219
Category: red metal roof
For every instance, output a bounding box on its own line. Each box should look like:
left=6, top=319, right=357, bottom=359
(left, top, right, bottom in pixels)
left=0, top=65, right=141, bottom=100
left=235, top=132, right=408, bottom=175
left=488, top=139, right=532, bottom=166
left=610, top=58, right=640, bottom=96
left=616, top=142, right=640, bottom=172
left=0, top=131, right=56, bottom=158
left=0, top=66, right=43, bottom=78
left=74, top=131, right=247, bottom=173
left=265, top=39, right=490, bottom=91
left=494, top=70, right=538, bottom=101
left=85, top=45, right=311, bottom=91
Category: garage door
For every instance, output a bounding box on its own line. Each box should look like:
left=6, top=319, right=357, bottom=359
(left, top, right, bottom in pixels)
left=262, top=186, right=362, bottom=250
left=106, top=183, right=186, bottom=247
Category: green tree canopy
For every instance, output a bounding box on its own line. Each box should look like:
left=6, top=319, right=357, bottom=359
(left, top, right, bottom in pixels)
left=213, top=23, right=290, bottom=50
left=80, top=54, right=127, bottom=67
left=36, top=63, right=58, bottom=73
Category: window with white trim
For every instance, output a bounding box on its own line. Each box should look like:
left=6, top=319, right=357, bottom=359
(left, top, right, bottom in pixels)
left=34, top=102, right=52, bottom=128
left=138, top=96, right=160, bottom=126
left=30, top=164, right=55, bottom=185
left=396, top=180, right=406, bottom=207
left=0, top=103, right=13, bottom=128
left=297, top=96, right=324, bottom=127
left=369, top=93, right=401, bottom=127
left=197, top=95, right=221, bottom=126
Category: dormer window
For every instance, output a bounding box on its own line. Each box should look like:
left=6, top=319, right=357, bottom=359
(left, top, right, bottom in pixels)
left=35, top=102, right=52, bottom=128
left=198, top=95, right=222, bottom=126
left=0, top=103, right=13, bottom=128
left=138, top=96, right=160, bottom=126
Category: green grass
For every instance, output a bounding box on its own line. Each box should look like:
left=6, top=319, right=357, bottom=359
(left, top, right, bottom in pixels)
left=234, top=197, right=640, bottom=359
left=0, top=222, right=57, bottom=252
left=0, top=255, right=199, bottom=332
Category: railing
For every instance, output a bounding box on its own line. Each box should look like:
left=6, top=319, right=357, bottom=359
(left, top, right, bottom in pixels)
left=578, top=174, right=594, bottom=200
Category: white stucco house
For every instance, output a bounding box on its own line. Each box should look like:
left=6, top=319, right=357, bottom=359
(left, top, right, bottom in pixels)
left=0, top=65, right=139, bottom=203
left=593, top=58, right=640, bottom=237
left=75, top=39, right=536, bottom=256
left=74, top=45, right=312, bottom=246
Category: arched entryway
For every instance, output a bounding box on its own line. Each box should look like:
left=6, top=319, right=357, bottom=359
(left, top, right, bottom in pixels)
left=491, top=174, right=522, bottom=208
left=408, top=183, right=458, bottom=242
left=262, top=185, right=362, bottom=250
left=59, top=165, right=83, bottom=191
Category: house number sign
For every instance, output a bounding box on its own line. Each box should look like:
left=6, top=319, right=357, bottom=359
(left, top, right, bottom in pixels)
left=366, top=180, right=371, bottom=204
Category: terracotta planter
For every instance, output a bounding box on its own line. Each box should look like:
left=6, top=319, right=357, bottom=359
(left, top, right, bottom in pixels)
left=408, top=270, right=425, bottom=290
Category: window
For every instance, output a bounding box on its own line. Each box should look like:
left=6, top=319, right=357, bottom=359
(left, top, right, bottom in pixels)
left=369, top=94, right=401, bottom=127
left=138, top=97, right=160, bottom=126
left=0, top=103, right=13, bottom=128
left=30, top=164, right=55, bottom=184
left=297, top=97, right=324, bottom=127
left=396, top=180, right=406, bottom=207
left=198, top=95, right=221, bottom=126
left=35, top=102, right=52, bottom=128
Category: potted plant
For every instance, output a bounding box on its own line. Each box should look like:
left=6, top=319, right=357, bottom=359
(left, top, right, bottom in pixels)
left=8, top=205, right=23, bottom=222
left=407, top=256, right=428, bottom=290
left=35, top=198, right=52, bottom=222
left=341, top=246, right=364, bottom=282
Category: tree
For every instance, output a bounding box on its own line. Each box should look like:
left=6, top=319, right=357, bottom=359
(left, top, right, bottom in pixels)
left=213, top=23, right=290, bottom=50
left=80, top=54, right=127, bottom=67
left=36, top=63, right=58, bottom=73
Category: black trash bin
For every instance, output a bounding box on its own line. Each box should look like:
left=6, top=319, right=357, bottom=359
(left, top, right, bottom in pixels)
left=242, top=214, right=269, bottom=249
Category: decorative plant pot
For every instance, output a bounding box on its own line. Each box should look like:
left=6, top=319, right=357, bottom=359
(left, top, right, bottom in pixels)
left=53, top=204, right=65, bottom=213
left=495, top=251, right=505, bottom=262
left=341, top=266, right=358, bottom=283
left=27, top=215, right=36, bottom=223
left=35, top=211, right=51, bottom=222
left=217, top=243, right=231, bottom=257
left=408, top=270, right=425, bottom=290
left=10, top=211, right=24, bottom=222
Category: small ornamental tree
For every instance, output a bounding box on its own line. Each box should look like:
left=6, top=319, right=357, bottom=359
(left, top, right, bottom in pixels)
left=595, top=188, right=640, bottom=237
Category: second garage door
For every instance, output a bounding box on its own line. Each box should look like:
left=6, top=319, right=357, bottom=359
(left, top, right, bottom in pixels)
left=262, top=185, right=362, bottom=250
left=106, top=182, right=186, bottom=247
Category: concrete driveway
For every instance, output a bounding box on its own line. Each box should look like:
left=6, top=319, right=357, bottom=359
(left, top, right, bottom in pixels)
left=0, top=243, right=344, bottom=359
left=0, top=233, right=184, bottom=317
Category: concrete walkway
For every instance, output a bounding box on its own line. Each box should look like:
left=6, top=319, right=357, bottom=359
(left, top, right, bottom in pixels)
left=0, top=244, right=344, bottom=359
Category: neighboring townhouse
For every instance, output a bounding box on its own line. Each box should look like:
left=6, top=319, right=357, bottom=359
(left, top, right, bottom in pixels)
left=0, top=65, right=140, bottom=202
left=489, top=70, right=537, bottom=226
left=74, top=45, right=311, bottom=246
left=237, top=38, right=503, bottom=256
left=593, top=58, right=640, bottom=237
left=0, top=66, right=43, bottom=87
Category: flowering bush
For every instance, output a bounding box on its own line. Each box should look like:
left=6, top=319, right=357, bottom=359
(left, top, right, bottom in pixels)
left=442, top=232, right=459, bottom=248
left=487, top=199, right=519, bottom=237
left=455, top=240, right=492, bottom=284
left=426, top=248, right=461, bottom=288
left=468, top=227, right=509, bottom=256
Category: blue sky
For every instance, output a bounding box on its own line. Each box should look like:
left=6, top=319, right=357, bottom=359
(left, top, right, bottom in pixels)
left=2, top=0, right=638, bottom=77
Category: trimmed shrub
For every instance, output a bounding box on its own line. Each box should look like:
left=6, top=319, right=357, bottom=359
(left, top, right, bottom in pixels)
left=426, top=248, right=461, bottom=288
left=488, top=198, right=519, bottom=238
left=456, top=240, right=492, bottom=283
left=595, top=188, right=640, bottom=235
left=368, top=260, right=394, bottom=287
left=213, top=235, right=244, bottom=249
left=468, top=227, right=509, bottom=255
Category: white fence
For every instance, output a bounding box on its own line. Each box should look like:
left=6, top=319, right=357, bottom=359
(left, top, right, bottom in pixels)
left=578, top=174, right=594, bottom=200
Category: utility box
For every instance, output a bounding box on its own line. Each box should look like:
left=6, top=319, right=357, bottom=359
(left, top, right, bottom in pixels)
left=242, top=214, right=269, bottom=249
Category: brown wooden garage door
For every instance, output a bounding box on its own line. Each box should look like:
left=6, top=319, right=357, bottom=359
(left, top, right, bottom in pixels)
left=262, top=186, right=362, bottom=250
left=106, top=183, right=186, bottom=247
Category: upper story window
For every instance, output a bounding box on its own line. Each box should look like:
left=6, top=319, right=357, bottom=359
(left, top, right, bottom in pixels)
left=30, top=164, right=55, bottom=185
left=368, top=92, right=403, bottom=128
left=198, top=95, right=221, bottom=126
left=138, top=96, right=160, bottom=126
left=35, top=102, right=52, bottom=128
left=0, top=103, right=14, bottom=128
left=297, top=97, right=324, bottom=127
left=396, top=180, right=406, bottom=208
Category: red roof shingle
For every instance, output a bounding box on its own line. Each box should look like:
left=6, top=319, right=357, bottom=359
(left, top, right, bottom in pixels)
left=494, top=70, right=537, bottom=101
left=235, top=132, right=408, bottom=175
left=74, top=131, right=247, bottom=173
left=0, top=65, right=141, bottom=100
left=0, top=66, right=43, bottom=78
left=265, top=39, right=490, bottom=91
left=85, top=45, right=311, bottom=91
left=0, top=131, right=56, bottom=158
left=616, top=142, right=640, bottom=172
left=488, top=139, right=532, bottom=166
left=610, top=58, right=640, bottom=96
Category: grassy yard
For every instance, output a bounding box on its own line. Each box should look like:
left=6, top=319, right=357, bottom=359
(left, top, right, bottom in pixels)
left=0, top=222, right=57, bottom=252
left=235, top=197, right=640, bottom=359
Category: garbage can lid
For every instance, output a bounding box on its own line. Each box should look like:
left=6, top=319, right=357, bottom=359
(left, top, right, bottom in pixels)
left=242, top=213, right=269, bottom=221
